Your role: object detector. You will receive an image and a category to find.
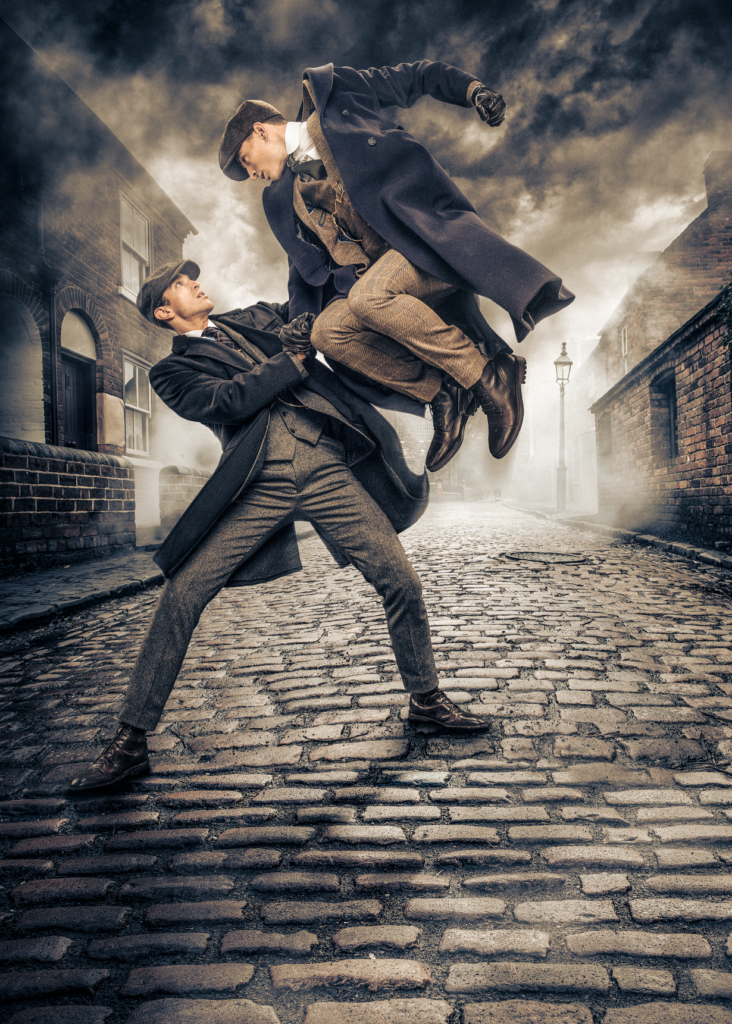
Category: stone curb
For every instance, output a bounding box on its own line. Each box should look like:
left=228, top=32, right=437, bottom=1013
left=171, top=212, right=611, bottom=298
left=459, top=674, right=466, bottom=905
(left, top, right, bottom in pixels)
left=0, top=573, right=164, bottom=634
left=507, top=504, right=732, bottom=572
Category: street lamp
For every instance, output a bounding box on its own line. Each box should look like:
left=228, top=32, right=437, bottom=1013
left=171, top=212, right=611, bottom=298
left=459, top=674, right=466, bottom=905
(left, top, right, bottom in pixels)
left=554, top=342, right=573, bottom=511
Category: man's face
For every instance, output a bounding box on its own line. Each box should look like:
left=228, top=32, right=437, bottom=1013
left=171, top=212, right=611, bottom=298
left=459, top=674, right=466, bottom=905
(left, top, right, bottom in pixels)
left=237, top=124, right=288, bottom=181
left=156, top=275, right=213, bottom=324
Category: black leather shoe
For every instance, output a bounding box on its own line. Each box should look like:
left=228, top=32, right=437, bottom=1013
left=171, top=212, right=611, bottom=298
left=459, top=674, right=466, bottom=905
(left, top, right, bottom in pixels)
left=409, top=690, right=491, bottom=730
left=425, top=381, right=477, bottom=472
left=69, top=724, right=149, bottom=792
left=471, top=352, right=526, bottom=459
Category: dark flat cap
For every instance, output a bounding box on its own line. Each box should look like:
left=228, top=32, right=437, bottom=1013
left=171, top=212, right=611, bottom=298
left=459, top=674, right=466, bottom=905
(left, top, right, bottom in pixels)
left=219, top=100, right=284, bottom=180
left=137, top=259, right=201, bottom=327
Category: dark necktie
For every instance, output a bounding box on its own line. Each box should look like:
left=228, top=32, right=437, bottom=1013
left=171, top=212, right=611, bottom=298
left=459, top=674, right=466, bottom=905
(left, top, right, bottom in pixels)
left=201, top=325, right=240, bottom=352
left=287, top=154, right=327, bottom=180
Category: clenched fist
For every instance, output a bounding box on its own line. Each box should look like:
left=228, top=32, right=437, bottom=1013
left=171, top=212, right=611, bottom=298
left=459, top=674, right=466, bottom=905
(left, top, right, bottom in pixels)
left=472, top=85, right=506, bottom=127
left=279, top=312, right=315, bottom=354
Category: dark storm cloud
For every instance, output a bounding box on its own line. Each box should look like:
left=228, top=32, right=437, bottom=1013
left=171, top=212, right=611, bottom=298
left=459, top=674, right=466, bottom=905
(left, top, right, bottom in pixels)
left=1, top=0, right=730, bottom=334
left=5, top=0, right=730, bottom=208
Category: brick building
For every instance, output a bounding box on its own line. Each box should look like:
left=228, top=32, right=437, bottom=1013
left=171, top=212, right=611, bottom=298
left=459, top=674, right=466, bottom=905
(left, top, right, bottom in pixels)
left=0, top=19, right=217, bottom=572
left=590, top=291, right=731, bottom=542
left=592, top=150, right=732, bottom=395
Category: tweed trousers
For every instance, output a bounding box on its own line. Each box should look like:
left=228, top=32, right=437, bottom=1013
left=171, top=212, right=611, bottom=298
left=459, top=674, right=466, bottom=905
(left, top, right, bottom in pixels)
left=119, top=415, right=438, bottom=732
left=311, top=249, right=489, bottom=403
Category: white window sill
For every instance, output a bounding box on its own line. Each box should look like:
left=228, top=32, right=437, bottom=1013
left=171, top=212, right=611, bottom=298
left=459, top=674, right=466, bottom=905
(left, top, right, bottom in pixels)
left=118, top=285, right=139, bottom=303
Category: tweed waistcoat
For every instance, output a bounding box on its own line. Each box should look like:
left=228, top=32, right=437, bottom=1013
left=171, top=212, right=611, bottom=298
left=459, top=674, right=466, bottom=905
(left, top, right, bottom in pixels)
left=292, top=89, right=390, bottom=274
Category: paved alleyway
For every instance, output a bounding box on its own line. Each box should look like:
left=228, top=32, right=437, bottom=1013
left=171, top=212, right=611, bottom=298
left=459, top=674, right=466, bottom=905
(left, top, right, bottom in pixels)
left=1, top=501, right=732, bottom=1024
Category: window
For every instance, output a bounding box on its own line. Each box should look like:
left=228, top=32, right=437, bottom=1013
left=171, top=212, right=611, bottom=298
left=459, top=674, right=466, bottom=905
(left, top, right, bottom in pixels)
left=124, top=358, right=151, bottom=454
left=120, top=196, right=149, bottom=299
left=653, top=371, right=678, bottom=460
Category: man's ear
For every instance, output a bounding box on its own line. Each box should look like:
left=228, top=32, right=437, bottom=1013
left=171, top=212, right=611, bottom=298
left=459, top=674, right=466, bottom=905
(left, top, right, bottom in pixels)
left=154, top=305, right=174, bottom=325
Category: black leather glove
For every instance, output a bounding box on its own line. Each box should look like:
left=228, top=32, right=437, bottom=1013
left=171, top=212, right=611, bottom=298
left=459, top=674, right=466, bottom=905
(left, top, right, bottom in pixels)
left=279, top=312, right=315, bottom=354
left=472, top=85, right=506, bottom=127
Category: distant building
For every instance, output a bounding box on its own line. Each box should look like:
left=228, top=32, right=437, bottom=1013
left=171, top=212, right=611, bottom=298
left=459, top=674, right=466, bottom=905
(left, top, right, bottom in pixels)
left=589, top=151, right=732, bottom=542
left=0, top=19, right=217, bottom=571
left=593, top=151, right=732, bottom=395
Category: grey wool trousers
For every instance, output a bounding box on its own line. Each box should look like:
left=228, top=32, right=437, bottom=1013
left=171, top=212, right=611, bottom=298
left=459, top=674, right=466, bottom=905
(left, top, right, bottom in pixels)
left=120, top=425, right=438, bottom=732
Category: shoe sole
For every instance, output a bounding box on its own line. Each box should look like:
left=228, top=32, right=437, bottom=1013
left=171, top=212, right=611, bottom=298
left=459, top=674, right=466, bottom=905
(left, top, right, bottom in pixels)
left=408, top=711, right=491, bottom=731
left=68, top=759, right=150, bottom=793
left=426, top=395, right=478, bottom=473
left=492, top=355, right=526, bottom=459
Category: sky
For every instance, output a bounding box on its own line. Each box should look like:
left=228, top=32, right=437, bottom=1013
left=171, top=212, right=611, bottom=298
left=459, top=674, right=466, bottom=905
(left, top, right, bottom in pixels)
left=2, top=0, right=731, bottom=365
left=1, top=0, right=731, bottom=502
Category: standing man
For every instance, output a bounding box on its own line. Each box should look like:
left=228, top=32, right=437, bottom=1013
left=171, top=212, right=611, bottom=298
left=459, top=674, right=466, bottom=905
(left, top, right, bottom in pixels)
left=69, top=261, right=490, bottom=792
left=218, top=60, right=574, bottom=472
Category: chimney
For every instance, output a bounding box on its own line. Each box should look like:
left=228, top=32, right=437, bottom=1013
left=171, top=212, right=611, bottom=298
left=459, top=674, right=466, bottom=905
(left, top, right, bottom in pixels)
left=704, top=150, right=732, bottom=208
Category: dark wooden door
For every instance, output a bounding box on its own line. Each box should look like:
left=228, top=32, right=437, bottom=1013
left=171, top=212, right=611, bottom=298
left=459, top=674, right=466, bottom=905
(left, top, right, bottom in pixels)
left=61, top=353, right=94, bottom=450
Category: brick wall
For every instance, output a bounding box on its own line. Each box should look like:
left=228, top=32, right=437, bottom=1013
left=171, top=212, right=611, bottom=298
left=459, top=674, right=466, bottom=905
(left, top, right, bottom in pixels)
left=0, top=436, right=135, bottom=573
left=159, top=466, right=212, bottom=533
left=591, top=292, right=732, bottom=543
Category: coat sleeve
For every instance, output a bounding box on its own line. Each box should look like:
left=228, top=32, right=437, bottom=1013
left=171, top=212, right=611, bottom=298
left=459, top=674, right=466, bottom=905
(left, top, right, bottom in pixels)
left=287, top=259, right=325, bottom=318
left=150, top=351, right=308, bottom=426
left=356, top=60, right=477, bottom=110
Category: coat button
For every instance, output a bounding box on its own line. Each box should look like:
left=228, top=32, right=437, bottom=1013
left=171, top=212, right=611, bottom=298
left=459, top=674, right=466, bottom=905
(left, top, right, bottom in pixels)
left=367, top=136, right=377, bottom=146
left=341, top=108, right=349, bottom=116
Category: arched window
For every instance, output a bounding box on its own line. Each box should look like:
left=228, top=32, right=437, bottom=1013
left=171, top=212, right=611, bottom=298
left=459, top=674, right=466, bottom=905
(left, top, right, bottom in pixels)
left=60, top=310, right=97, bottom=450
left=0, top=296, right=45, bottom=442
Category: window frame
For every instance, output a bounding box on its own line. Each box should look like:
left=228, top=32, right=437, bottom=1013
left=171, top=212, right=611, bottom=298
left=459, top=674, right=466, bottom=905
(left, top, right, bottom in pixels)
left=118, top=195, right=151, bottom=303
left=123, top=353, right=153, bottom=457
left=652, top=370, right=679, bottom=462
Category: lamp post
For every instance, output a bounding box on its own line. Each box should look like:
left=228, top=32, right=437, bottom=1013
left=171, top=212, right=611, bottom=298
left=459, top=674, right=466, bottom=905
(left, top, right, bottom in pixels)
left=554, top=342, right=573, bottom=511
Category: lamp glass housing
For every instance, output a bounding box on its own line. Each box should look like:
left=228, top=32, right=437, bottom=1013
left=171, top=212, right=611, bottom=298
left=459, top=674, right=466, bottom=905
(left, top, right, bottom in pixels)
left=554, top=342, right=573, bottom=384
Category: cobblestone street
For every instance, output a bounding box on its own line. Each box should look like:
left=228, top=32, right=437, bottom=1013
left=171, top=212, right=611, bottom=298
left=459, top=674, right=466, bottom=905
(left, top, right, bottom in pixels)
left=2, top=501, right=732, bottom=1024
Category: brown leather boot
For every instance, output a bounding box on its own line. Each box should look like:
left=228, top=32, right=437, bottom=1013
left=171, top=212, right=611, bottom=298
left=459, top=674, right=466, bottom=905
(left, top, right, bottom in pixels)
left=69, top=724, right=149, bottom=792
left=425, top=381, right=477, bottom=472
left=471, top=352, right=526, bottom=458
left=409, top=689, right=492, bottom=730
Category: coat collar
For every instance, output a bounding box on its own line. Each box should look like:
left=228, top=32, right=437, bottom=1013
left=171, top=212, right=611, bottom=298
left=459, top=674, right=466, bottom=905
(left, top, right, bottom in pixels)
left=170, top=320, right=266, bottom=374
left=300, top=63, right=334, bottom=119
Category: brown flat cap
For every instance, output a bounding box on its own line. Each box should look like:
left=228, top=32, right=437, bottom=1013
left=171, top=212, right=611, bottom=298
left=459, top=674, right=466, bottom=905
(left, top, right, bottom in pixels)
left=219, top=100, right=284, bottom=180
left=136, top=259, right=201, bottom=327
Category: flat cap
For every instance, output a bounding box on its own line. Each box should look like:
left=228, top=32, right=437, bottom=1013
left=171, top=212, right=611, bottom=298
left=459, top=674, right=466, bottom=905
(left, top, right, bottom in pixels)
left=136, top=259, right=201, bottom=327
left=219, top=100, right=284, bottom=180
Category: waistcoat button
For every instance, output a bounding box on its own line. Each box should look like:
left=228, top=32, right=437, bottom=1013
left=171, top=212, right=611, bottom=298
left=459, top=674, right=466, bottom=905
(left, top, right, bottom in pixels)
left=341, top=109, right=350, bottom=116
left=367, top=136, right=377, bottom=146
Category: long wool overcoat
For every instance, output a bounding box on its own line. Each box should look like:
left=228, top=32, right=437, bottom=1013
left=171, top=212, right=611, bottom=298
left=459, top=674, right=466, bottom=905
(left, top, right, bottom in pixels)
left=149, top=303, right=429, bottom=586
left=262, top=60, right=574, bottom=343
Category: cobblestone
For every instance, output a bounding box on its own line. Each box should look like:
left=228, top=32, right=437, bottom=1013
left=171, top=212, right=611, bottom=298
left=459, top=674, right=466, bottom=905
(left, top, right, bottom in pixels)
left=445, top=962, right=611, bottom=994
left=270, top=959, right=431, bottom=991
left=119, top=962, right=254, bottom=995
left=4, top=503, right=732, bottom=1022
left=462, top=1002, right=592, bottom=1024
left=87, top=932, right=210, bottom=960
left=565, top=930, right=712, bottom=957
left=15, top=907, right=130, bottom=932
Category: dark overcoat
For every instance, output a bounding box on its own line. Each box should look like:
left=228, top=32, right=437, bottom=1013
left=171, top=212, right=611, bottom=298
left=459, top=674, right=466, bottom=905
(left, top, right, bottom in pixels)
left=262, top=60, right=574, bottom=342
left=149, top=303, right=429, bottom=587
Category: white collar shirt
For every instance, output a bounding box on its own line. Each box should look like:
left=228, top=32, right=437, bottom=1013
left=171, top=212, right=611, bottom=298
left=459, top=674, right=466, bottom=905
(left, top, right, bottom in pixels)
left=182, top=320, right=218, bottom=338
left=285, top=120, right=321, bottom=163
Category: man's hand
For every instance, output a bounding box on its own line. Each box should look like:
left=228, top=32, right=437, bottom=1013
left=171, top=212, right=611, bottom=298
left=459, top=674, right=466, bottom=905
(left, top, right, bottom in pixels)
left=280, top=312, right=315, bottom=355
left=472, top=85, right=506, bottom=127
